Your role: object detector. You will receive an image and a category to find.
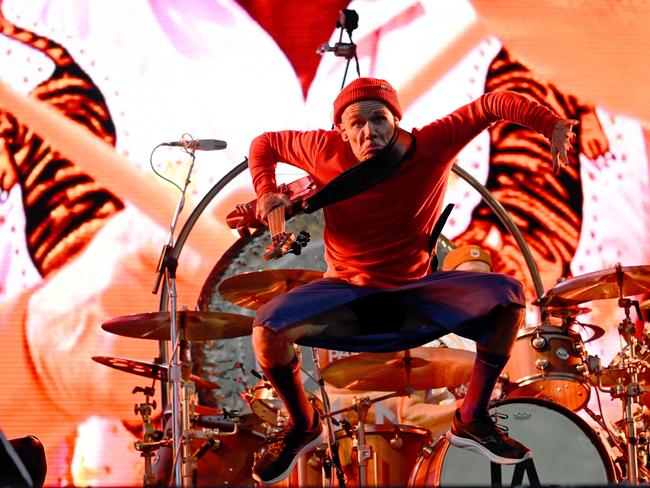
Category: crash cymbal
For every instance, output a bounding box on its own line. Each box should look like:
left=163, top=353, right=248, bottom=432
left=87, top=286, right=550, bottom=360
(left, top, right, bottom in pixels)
left=547, top=306, right=592, bottom=318
left=92, top=356, right=220, bottom=390
left=537, top=265, right=650, bottom=307
left=321, top=347, right=476, bottom=391
left=571, top=322, right=606, bottom=343
left=218, top=269, right=324, bottom=310
left=102, top=311, right=253, bottom=342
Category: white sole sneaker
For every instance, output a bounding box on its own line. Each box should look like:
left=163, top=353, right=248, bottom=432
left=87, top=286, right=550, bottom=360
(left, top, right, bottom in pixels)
left=445, top=430, right=532, bottom=465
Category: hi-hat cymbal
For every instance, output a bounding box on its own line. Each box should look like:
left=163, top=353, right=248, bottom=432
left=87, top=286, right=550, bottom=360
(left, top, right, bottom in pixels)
left=102, top=311, right=253, bottom=341
left=218, top=269, right=324, bottom=310
left=321, top=347, right=476, bottom=391
left=92, top=356, right=220, bottom=390
left=537, top=265, right=650, bottom=308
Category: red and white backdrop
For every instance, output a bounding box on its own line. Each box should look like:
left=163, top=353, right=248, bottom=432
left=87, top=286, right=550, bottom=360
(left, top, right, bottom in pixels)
left=1, top=0, right=649, bottom=485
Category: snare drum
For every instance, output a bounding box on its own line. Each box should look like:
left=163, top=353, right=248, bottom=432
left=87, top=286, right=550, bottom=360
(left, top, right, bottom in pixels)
left=152, top=413, right=266, bottom=486
left=503, top=326, right=590, bottom=411
left=248, top=379, right=284, bottom=425
left=247, top=379, right=325, bottom=427
left=409, top=398, right=615, bottom=486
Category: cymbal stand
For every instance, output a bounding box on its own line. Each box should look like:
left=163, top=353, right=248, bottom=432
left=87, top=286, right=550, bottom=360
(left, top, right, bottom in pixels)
left=310, top=348, right=347, bottom=488
left=325, top=388, right=414, bottom=487
left=616, top=295, right=645, bottom=483
left=597, top=266, right=647, bottom=485
left=151, top=143, right=199, bottom=486
left=133, top=384, right=160, bottom=486
left=354, top=396, right=371, bottom=487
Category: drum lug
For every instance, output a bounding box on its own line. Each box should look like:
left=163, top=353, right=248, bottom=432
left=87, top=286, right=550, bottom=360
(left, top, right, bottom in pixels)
left=574, top=342, right=585, bottom=355
left=535, top=358, right=549, bottom=370
left=531, top=335, right=547, bottom=350
left=390, top=435, right=404, bottom=450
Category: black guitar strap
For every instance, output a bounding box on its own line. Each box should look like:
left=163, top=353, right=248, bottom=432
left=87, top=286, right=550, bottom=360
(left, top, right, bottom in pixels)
left=428, top=202, right=455, bottom=271
left=301, top=127, right=414, bottom=214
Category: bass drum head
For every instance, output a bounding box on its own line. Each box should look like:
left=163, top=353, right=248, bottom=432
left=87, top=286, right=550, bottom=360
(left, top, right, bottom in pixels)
left=410, top=398, right=615, bottom=486
left=193, top=210, right=454, bottom=413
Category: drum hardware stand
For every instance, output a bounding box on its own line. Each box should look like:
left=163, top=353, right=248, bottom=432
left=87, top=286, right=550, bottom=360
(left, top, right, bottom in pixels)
left=310, top=347, right=347, bottom=488
left=615, top=291, right=645, bottom=484
left=325, top=388, right=415, bottom=487
left=133, top=384, right=163, bottom=486
left=590, top=268, right=647, bottom=484
left=316, top=8, right=360, bottom=130
left=151, top=141, right=199, bottom=487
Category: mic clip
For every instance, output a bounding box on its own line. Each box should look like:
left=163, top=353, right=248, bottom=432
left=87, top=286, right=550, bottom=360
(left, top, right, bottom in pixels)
left=316, top=42, right=356, bottom=60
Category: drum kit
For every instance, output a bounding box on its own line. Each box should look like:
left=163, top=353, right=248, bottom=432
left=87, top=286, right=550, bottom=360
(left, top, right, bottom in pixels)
left=94, top=263, right=650, bottom=486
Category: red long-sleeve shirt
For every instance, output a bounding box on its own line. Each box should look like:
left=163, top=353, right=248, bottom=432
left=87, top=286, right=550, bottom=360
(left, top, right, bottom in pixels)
left=249, top=91, right=561, bottom=288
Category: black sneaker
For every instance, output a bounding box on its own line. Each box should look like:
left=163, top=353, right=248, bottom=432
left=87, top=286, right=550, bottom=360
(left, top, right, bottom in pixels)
left=445, top=409, right=531, bottom=465
left=252, top=413, right=325, bottom=484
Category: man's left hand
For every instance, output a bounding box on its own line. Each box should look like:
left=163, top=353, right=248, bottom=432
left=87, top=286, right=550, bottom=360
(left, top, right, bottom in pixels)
left=551, top=119, right=579, bottom=173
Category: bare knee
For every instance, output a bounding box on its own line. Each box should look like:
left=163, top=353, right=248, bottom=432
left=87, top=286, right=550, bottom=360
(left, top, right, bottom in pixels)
left=252, top=325, right=294, bottom=368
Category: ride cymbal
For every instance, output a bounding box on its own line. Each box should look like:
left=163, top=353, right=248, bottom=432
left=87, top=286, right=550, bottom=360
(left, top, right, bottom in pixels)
left=321, top=347, right=476, bottom=391
left=218, top=269, right=324, bottom=310
left=537, top=265, right=650, bottom=307
left=92, top=356, right=220, bottom=390
left=101, top=311, right=253, bottom=341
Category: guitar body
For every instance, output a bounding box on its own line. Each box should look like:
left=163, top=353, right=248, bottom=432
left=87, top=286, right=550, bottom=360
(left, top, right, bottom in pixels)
left=225, top=175, right=317, bottom=237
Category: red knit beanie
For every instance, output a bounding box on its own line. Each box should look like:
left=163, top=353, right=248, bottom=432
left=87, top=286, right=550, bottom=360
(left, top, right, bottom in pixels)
left=333, top=77, right=402, bottom=124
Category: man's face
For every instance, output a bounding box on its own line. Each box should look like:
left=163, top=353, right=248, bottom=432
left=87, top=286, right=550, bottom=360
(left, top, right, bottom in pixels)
left=338, top=100, right=397, bottom=161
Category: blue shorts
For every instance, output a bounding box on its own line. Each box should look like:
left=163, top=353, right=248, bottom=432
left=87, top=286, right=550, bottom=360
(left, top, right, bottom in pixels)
left=254, top=270, right=525, bottom=352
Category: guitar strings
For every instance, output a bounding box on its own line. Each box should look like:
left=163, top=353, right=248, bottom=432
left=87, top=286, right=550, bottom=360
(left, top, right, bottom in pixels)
left=268, top=206, right=286, bottom=243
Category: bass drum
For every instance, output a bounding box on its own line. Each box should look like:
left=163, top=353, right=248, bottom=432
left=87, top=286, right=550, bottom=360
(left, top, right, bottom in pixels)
left=409, top=398, right=615, bottom=486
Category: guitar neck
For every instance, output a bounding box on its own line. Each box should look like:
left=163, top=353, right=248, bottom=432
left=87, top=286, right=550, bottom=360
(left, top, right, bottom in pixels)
left=267, top=206, right=286, bottom=242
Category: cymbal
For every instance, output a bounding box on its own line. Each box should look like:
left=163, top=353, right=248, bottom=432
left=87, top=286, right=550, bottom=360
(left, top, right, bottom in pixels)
left=102, top=311, right=253, bottom=342
left=537, top=265, right=650, bottom=307
left=218, top=269, right=324, bottom=310
left=321, top=347, right=476, bottom=391
left=571, top=322, right=606, bottom=343
left=547, top=306, right=592, bottom=318
left=641, top=299, right=650, bottom=310
left=92, top=356, right=220, bottom=390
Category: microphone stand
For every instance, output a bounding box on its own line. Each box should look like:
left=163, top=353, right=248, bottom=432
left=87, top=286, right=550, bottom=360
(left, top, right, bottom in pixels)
left=152, top=145, right=198, bottom=487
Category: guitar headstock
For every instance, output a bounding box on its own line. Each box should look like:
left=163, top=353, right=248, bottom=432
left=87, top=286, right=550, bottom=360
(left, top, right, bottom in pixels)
left=263, top=231, right=310, bottom=261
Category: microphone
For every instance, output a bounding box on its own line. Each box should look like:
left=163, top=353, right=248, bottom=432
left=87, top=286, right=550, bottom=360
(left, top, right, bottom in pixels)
left=162, top=139, right=227, bottom=151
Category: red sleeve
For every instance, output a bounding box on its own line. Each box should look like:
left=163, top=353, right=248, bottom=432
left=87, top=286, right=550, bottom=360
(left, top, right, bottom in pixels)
left=248, top=130, right=329, bottom=196
left=416, top=90, right=562, bottom=157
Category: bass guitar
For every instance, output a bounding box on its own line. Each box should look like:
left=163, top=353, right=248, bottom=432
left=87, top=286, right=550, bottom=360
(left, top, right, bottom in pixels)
left=226, top=176, right=316, bottom=260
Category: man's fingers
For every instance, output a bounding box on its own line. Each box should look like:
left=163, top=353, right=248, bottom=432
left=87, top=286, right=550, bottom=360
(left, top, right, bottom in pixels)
left=552, top=150, right=560, bottom=173
left=278, top=193, right=292, bottom=207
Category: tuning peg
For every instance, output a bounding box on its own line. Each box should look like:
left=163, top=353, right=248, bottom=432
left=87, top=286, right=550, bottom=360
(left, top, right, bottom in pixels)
left=290, top=242, right=303, bottom=256
left=297, top=231, right=311, bottom=247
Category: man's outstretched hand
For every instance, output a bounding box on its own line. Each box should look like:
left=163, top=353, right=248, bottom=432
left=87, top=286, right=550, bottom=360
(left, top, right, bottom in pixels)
left=551, top=118, right=580, bottom=173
